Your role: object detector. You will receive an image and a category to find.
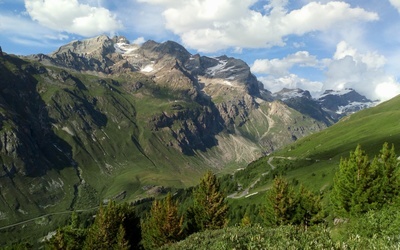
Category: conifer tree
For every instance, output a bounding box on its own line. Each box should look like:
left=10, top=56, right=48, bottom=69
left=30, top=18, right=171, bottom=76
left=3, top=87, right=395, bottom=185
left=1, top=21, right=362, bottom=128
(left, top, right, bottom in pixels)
left=141, top=192, right=184, bottom=249
left=265, top=176, right=298, bottom=226
left=379, top=143, right=400, bottom=202
left=47, top=212, right=87, bottom=250
left=265, top=177, right=322, bottom=227
left=83, top=201, right=137, bottom=250
left=331, top=145, right=371, bottom=214
left=293, top=185, right=323, bottom=228
left=331, top=143, right=400, bottom=215
left=114, top=224, right=130, bottom=250
left=188, top=170, right=228, bottom=232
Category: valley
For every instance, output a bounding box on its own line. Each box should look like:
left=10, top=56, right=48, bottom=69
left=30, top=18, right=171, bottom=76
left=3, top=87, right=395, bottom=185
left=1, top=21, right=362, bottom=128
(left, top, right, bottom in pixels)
left=0, top=35, right=395, bottom=247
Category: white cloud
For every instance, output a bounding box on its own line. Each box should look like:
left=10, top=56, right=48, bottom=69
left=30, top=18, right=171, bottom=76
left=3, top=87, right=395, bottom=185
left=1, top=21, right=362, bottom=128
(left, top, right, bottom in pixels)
left=259, top=74, right=323, bottom=95
left=24, top=0, right=122, bottom=37
left=334, top=41, right=386, bottom=69
left=376, top=78, right=400, bottom=100
left=132, top=37, right=146, bottom=45
left=251, top=51, right=319, bottom=76
left=325, top=41, right=400, bottom=101
left=139, top=0, right=378, bottom=52
left=389, top=0, right=400, bottom=13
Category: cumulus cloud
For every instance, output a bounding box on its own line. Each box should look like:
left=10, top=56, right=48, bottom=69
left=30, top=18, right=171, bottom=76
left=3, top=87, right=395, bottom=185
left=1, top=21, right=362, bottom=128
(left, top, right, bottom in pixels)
left=389, top=0, right=400, bottom=13
left=132, top=37, right=146, bottom=45
left=259, top=74, right=323, bottom=95
left=139, top=0, right=378, bottom=52
left=251, top=51, right=319, bottom=76
left=325, top=41, right=400, bottom=101
left=24, top=0, right=122, bottom=37
left=333, top=41, right=386, bottom=69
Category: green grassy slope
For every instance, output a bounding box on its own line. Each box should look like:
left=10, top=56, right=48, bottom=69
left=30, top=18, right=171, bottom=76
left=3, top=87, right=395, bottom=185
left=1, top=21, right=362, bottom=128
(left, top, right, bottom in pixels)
left=232, top=95, right=400, bottom=199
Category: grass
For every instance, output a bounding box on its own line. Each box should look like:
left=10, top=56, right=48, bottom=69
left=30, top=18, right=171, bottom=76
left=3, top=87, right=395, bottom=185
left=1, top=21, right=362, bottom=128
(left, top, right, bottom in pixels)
left=226, top=95, right=400, bottom=221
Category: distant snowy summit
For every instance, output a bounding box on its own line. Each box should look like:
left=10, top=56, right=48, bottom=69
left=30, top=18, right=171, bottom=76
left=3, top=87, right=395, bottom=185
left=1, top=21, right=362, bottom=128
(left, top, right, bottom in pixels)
left=317, top=88, right=378, bottom=115
left=272, top=88, right=378, bottom=121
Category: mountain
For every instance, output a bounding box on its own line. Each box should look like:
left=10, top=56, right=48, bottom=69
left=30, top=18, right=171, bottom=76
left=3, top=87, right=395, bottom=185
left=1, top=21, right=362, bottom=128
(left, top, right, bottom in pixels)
left=0, top=35, right=329, bottom=232
left=317, top=88, right=377, bottom=119
left=271, top=87, right=377, bottom=122
left=272, top=88, right=334, bottom=125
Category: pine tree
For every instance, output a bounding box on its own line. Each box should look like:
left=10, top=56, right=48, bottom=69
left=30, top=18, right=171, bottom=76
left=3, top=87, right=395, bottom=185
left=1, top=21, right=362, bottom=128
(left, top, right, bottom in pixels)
left=188, top=171, right=228, bottom=232
left=141, top=192, right=184, bottom=249
left=331, top=143, right=400, bottom=215
left=293, top=185, right=323, bottom=229
left=265, top=176, right=298, bottom=226
left=331, top=145, right=371, bottom=214
left=83, top=201, right=137, bottom=250
left=47, top=212, right=87, bottom=250
left=379, top=143, right=400, bottom=202
left=265, top=177, right=322, bottom=228
left=114, top=225, right=130, bottom=250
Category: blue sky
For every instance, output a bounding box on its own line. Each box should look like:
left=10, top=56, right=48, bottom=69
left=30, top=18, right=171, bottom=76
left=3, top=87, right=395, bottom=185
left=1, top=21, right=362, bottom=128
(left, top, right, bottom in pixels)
left=1, top=0, right=400, bottom=101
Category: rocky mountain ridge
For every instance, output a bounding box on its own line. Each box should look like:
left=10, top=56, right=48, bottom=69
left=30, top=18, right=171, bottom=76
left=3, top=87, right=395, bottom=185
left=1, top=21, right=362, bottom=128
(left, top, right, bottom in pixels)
left=0, top=35, right=370, bottom=226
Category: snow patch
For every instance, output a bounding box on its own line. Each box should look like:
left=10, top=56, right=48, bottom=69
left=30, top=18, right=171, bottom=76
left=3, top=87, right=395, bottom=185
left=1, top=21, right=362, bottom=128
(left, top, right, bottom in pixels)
left=336, top=101, right=378, bottom=115
left=206, top=60, right=227, bottom=76
left=114, top=42, right=138, bottom=55
left=141, top=64, right=154, bottom=73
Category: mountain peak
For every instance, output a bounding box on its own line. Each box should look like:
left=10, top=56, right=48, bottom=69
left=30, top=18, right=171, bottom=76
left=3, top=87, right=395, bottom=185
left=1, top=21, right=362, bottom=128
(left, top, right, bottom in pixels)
left=317, top=88, right=376, bottom=117
left=50, top=34, right=115, bottom=59
left=140, top=40, right=191, bottom=62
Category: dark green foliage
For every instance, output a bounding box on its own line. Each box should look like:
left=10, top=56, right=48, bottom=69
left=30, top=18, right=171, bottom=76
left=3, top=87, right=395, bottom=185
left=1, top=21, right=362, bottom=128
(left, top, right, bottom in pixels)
left=265, top=177, right=323, bottom=227
left=378, top=143, right=400, bottom=203
left=141, top=193, right=184, bottom=250
left=218, top=175, right=238, bottom=195
left=115, top=225, right=130, bottom=250
left=292, top=185, right=324, bottom=228
left=265, top=176, right=297, bottom=226
left=46, top=212, right=87, bottom=250
left=83, top=201, right=140, bottom=250
left=331, top=143, right=400, bottom=215
left=226, top=202, right=263, bottom=226
left=187, top=171, right=228, bottom=232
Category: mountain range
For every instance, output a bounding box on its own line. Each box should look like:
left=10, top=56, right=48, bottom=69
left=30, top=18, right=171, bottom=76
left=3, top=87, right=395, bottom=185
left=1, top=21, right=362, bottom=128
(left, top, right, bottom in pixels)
left=0, top=35, right=376, bottom=228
